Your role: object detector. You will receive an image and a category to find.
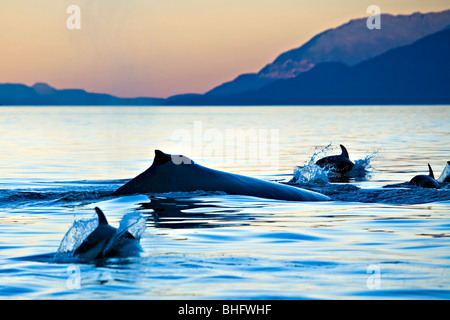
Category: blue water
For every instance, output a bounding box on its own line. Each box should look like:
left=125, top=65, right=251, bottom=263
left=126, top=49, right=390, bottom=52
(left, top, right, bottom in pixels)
left=0, top=106, right=449, bottom=299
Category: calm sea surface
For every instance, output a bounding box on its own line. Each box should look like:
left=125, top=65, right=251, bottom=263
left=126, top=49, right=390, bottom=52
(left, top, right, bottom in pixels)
left=0, top=105, right=449, bottom=299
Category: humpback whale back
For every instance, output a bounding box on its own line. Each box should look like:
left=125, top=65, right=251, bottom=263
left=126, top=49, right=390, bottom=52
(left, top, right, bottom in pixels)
left=113, top=150, right=330, bottom=202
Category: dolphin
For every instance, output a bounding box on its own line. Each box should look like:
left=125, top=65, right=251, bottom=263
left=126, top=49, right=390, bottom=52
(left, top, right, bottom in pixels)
left=409, top=164, right=440, bottom=189
left=315, top=144, right=355, bottom=175
left=113, top=150, right=330, bottom=202
left=73, top=207, right=143, bottom=260
left=437, top=161, right=450, bottom=184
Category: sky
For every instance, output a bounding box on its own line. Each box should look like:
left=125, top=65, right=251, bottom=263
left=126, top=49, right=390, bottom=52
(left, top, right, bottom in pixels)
left=1, top=0, right=449, bottom=98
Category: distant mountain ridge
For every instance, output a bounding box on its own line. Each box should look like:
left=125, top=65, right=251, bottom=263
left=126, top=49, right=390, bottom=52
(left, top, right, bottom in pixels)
left=1, top=9, right=449, bottom=106
left=206, top=9, right=450, bottom=96
left=0, top=83, right=164, bottom=106
left=259, top=10, right=450, bottom=78
left=166, top=28, right=450, bottom=105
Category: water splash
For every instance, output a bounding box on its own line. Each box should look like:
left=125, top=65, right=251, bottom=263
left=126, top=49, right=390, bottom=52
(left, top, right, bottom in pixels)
left=56, top=217, right=98, bottom=256
left=289, top=144, right=377, bottom=184
left=55, top=211, right=147, bottom=262
left=348, top=153, right=377, bottom=180
left=437, top=161, right=450, bottom=184
left=290, top=164, right=329, bottom=185
left=117, top=211, right=147, bottom=240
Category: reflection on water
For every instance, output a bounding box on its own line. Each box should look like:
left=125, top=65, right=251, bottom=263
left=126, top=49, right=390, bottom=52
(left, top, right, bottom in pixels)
left=137, top=195, right=282, bottom=229
left=7, top=194, right=447, bottom=299
left=139, top=197, right=245, bottom=229
left=1, top=106, right=449, bottom=184
left=0, top=106, right=449, bottom=299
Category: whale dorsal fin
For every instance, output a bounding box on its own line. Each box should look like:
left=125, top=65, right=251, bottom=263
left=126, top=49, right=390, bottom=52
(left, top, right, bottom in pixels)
left=339, top=144, right=350, bottom=159
left=95, top=207, right=109, bottom=225
left=428, top=163, right=435, bottom=179
left=154, top=150, right=172, bottom=166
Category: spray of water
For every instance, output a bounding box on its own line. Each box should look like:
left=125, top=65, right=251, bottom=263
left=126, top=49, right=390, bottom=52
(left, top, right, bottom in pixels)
left=57, top=217, right=98, bottom=256
left=55, top=211, right=146, bottom=260
left=349, top=153, right=376, bottom=180
left=289, top=144, right=377, bottom=185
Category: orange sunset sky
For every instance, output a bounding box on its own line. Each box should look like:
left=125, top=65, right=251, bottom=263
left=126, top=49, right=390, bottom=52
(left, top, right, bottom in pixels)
left=1, top=0, right=449, bottom=98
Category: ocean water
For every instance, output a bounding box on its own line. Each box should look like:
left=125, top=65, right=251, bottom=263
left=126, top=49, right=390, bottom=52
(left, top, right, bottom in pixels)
left=0, top=105, right=449, bottom=299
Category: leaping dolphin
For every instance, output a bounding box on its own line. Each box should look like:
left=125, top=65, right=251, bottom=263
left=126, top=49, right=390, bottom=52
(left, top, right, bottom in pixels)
left=73, top=207, right=143, bottom=260
left=409, top=164, right=440, bottom=189
left=113, top=150, right=330, bottom=202
left=315, top=144, right=354, bottom=175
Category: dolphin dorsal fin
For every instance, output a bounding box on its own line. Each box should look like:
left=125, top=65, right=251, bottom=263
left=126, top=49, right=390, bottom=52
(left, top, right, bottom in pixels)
left=154, top=150, right=172, bottom=166
left=428, top=164, right=435, bottom=179
left=339, top=144, right=350, bottom=158
left=95, top=207, right=109, bottom=225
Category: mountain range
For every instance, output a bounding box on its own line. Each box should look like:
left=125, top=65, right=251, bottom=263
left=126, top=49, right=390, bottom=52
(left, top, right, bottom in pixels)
left=203, top=9, right=450, bottom=97
left=0, top=83, right=164, bottom=106
left=1, top=9, right=449, bottom=106
left=167, top=27, right=450, bottom=105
